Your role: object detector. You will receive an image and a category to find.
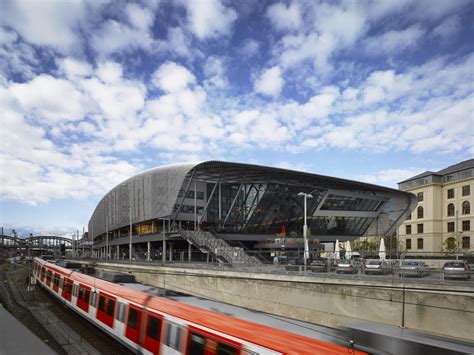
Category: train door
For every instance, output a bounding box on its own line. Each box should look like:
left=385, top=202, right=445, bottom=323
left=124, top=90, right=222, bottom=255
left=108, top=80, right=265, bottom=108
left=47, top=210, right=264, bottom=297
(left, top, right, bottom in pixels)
left=61, top=278, right=73, bottom=301
left=96, top=292, right=116, bottom=328
left=52, top=273, right=60, bottom=293
left=76, top=284, right=91, bottom=313
left=185, top=326, right=240, bottom=355
left=46, top=270, right=52, bottom=287
left=40, top=267, right=46, bottom=282
left=142, top=311, right=163, bottom=354
left=125, top=304, right=142, bottom=344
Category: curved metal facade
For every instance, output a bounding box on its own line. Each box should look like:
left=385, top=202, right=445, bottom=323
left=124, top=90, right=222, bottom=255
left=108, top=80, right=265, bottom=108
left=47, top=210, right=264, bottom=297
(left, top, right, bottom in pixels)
left=89, top=161, right=416, bottom=241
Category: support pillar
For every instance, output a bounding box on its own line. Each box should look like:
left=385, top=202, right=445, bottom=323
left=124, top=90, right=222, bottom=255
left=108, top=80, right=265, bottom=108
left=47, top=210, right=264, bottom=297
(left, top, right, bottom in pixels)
left=188, top=243, right=191, bottom=263
left=116, top=245, right=119, bottom=260
left=147, top=241, right=151, bottom=261
left=169, top=243, right=173, bottom=262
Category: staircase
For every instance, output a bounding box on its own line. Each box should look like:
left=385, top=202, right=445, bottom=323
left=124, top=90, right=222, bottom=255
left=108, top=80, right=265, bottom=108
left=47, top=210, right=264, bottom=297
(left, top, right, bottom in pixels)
left=179, top=230, right=262, bottom=266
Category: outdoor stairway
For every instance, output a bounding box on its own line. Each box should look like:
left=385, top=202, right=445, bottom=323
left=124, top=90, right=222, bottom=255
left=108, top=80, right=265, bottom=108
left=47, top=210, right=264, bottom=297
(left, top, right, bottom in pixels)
left=179, top=230, right=263, bottom=266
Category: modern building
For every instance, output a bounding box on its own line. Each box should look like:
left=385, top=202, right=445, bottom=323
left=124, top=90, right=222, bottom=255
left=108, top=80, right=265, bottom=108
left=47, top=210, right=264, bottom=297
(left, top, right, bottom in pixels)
left=397, top=159, right=473, bottom=254
left=89, top=161, right=416, bottom=264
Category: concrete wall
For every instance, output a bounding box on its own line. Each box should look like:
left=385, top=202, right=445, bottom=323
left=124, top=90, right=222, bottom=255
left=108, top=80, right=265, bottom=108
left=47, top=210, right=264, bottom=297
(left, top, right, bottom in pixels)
left=97, top=263, right=474, bottom=342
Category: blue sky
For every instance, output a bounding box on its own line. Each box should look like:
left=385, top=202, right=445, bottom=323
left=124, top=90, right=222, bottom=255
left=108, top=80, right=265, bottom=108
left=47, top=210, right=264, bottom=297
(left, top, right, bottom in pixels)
left=0, top=0, right=473, bottom=237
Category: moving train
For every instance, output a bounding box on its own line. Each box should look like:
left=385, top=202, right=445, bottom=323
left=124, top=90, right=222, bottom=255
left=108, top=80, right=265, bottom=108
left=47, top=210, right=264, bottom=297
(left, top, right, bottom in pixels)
left=32, top=257, right=366, bottom=355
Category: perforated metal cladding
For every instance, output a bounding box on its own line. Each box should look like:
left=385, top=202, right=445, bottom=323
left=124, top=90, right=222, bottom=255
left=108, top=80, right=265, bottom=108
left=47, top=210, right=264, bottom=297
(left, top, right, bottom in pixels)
left=88, top=163, right=196, bottom=239
left=88, top=161, right=416, bottom=239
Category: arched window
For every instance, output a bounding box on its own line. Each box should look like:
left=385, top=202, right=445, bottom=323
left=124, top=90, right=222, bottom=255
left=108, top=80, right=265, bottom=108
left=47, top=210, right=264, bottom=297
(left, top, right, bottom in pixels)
left=462, top=201, right=470, bottom=215
left=447, top=203, right=455, bottom=217
left=417, top=206, right=424, bottom=219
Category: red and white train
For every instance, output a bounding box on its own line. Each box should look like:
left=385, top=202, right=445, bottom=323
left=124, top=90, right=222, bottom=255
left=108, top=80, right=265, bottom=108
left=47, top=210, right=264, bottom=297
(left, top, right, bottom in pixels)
left=32, top=257, right=367, bottom=355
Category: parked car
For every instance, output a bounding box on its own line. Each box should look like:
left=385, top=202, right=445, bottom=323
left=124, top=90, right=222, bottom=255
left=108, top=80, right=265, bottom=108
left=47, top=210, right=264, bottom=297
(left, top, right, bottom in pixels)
left=336, top=259, right=359, bottom=274
left=364, top=260, right=392, bottom=275
left=443, top=261, right=471, bottom=280
left=310, top=259, right=335, bottom=272
left=398, top=261, right=429, bottom=277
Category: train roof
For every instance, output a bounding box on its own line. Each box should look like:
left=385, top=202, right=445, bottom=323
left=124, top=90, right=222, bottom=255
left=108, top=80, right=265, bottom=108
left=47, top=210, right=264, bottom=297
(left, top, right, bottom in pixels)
left=35, top=258, right=364, bottom=354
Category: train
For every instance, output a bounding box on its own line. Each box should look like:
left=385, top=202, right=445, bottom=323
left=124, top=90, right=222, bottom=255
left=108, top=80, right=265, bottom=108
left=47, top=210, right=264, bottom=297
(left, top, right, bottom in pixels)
left=32, top=257, right=367, bottom=355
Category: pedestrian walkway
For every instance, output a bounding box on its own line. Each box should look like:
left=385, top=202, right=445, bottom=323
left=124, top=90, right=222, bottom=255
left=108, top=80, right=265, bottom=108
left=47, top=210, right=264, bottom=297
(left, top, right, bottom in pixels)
left=29, top=303, right=101, bottom=355
left=0, top=304, right=57, bottom=355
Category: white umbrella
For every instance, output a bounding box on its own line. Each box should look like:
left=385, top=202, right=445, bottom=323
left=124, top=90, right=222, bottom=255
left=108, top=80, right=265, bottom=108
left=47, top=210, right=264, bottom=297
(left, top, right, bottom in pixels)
left=379, top=237, right=386, bottom=261
left=335, top=239, right=340, bottom=260
left=345, top=240, right=353, bottom=259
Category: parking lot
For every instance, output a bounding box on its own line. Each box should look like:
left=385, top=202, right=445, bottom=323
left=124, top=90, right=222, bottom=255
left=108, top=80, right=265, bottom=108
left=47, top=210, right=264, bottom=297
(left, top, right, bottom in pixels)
left=283, top=263, right=474, bottom=286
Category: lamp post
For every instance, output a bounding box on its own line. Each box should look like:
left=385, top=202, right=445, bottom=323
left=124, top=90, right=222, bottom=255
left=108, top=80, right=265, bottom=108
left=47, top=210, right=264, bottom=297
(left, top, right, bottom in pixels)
left=298, top=192, right=314, bottom=273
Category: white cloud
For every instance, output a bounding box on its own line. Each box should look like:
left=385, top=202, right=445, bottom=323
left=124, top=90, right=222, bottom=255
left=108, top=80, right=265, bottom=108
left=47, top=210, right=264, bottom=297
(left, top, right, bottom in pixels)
left=267, top=1, right=302, bottom=32
left=0, top=0, right=97, bottom=53
left=364, top=25, right=425, bottom=55
left=240, top=39, right=260, bottom=58
left=357, top=168, right=426, bottom=188
left=185, top=0, right=237, bottom=40
left=254, top=66, right=284, bottom=97
left=432, top=15, right=461, bottom=40
left=151, top=61, right=196, bottom=93
left=203, top=56, right=228, bottom=89
left=58, top=58, right=93, bottom=79
left=9, top=74, right=90, bottom=124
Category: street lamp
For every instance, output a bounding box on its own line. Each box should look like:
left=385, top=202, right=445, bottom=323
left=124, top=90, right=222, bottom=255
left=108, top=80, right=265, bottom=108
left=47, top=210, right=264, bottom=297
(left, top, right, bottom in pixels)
left=298, top=192, right=314, bottom=273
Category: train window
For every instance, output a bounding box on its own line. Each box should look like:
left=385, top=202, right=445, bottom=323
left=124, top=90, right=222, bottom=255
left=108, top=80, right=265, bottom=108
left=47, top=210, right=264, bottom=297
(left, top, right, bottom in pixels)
left=98, top=295, right=106, bottom=312
left=53, top=275, right=60, bottom=287
left=73, top=284, right=78, bottom=297
left=217, top=343, right=238, bottom=355
left=147, top=316, right=161, bottom=341
left=59, top=277, right=64, bottom=289
left=84, top=290, right=90, bottom=304
left=106, top=299, right=115, bottom=316
left=166, top=323, right=181, bottom=350
left=78, top=288, right=84, bottom=300
left=91, top=292, right=97, bottom=307
left=127, top=307, right=139, bottom=329
left=116, top=303, right=125, bottom=321
left=189, top=333, right=206, bottom=355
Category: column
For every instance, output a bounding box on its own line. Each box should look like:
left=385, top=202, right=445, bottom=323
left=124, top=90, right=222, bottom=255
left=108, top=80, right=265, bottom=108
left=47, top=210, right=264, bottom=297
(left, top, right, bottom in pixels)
left=147, top=241, right=151, bottom=261
left=116, top=245, right=119, bottom=260
left=169, top=242, right=173, bottom=262
left=188, top=243, right=191, bottom=263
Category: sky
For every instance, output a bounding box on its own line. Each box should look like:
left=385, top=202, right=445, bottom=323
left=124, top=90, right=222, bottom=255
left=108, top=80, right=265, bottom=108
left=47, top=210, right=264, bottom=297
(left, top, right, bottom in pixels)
left=0, top=0, right=473, bottom=237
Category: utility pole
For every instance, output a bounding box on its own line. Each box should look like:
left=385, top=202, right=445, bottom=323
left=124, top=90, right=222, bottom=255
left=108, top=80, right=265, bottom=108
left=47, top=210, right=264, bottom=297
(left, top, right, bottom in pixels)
left=455, top=209, right=459, bottom=261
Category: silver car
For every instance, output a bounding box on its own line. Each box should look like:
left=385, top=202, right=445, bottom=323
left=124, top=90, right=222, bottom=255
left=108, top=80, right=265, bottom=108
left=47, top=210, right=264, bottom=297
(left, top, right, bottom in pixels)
left=364, top=260, right=392, bottom=275
left=398, top=261, right=429, bottom=277
left=336, top=259, right=359, bottom=274
left=443, top=261, right=471, bottom=280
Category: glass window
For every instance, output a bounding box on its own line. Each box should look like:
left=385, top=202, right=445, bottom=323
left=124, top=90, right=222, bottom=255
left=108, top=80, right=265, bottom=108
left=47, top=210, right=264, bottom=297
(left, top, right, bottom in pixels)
left=106, top=299, right=115, bottom=316
left=98, top=295, right=106, bottom=311
left=189, top=333, right=206, bottom=355
left=417, top=206, right=424, bottom=219
left=462, top=201, right=470, bottom=215
left=417, top=238, right=423, bottom=249
left=462, top=237, right=470, bottom=249
left=462, top=185, right=470, bottom=196
left=406, top=239, right=412, bottom=250
left=447, top=203, right=455, bottom=216
left=147, top=316, right=161, bottom=340
left=462, top=220, right=470, bottom=231
left=166, top=323, right=181, bottom=350
left=406, top=225, right=412, bottom=234
left=128, top=307, right=138, bottom=329
left=417, top=223, right=423, bottom=234
left=217, top=343, right=238, bottom=355
left=78, top=288, right=83, bottom=300
left=84, top=290, right=90, bottom=304
left=447, top=189, right=454, bottom=199
left=447, top=222, right=455, bottom=233
left=417, top=192, right=424, bottom=202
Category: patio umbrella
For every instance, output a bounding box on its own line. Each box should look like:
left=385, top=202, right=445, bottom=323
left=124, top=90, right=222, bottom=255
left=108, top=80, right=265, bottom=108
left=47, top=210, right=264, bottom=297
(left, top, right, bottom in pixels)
left=379, top=237, right=386, bottom=261
left=345, top=240, right=353, bottom=259
left=335, top=239, right=340, bottom=259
